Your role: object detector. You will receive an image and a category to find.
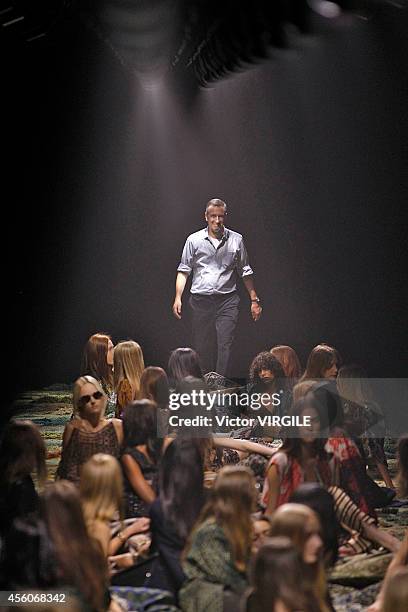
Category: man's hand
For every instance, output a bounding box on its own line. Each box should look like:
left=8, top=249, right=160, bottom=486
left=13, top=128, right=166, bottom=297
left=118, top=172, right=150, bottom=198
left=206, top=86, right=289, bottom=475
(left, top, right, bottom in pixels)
left=172, top=297, right=182, bottom=319
left=251, top=302, right=262, bottom=321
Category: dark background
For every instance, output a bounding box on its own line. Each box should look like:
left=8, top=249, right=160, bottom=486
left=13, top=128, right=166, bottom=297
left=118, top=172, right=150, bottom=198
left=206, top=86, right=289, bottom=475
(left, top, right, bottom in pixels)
left=4, top=2, right=408, bottom=405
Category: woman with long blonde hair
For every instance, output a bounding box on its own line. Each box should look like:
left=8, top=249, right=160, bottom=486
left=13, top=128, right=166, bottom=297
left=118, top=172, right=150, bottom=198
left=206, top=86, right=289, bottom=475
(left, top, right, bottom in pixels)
left=80, top=454, right=150, bottom=564
left=113, top=340, right=145, bottom=417
left=56, top=376, right=123, bottom=485
left=179, top=466, right=256, bottom=612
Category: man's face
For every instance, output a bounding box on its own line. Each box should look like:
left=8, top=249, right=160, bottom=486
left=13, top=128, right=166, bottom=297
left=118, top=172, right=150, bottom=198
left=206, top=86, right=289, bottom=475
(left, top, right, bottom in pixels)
left=205, top=205, right=226, bottom=237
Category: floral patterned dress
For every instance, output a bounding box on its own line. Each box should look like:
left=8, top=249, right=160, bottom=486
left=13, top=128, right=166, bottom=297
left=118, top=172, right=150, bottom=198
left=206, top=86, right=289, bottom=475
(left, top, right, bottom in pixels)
left=261, top=450, right=336, bottom=508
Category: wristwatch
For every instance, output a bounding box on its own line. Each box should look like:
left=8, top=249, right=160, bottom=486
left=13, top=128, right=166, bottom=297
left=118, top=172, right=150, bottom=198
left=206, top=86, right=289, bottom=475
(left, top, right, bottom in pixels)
left=251, top=297, right=261, bottom=304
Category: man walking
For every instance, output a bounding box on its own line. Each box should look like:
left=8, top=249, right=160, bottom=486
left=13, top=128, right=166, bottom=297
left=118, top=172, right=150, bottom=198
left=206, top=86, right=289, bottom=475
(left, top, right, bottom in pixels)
left=172, top=198, right=262, bottom=376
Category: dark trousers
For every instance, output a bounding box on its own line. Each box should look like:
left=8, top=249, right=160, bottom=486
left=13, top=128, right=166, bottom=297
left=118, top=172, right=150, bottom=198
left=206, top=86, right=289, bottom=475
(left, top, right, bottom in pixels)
left=189, top=292, right=240, bottom=376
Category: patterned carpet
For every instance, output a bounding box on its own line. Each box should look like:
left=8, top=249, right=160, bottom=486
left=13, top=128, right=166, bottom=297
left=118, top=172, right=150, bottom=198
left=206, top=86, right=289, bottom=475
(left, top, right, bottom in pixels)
left=13, top=384, right=73, bottom=479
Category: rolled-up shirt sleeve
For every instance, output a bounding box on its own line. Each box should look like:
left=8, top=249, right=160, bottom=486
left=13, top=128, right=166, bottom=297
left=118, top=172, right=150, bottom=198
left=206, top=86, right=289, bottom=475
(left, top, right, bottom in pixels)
left=177, top=237, right=194, bottom=275
left=236, top=238, right=253, bottom=278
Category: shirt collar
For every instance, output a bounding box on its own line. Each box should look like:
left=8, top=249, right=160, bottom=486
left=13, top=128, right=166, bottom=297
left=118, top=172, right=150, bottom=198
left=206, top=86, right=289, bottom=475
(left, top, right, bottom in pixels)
left=203, top=226, right=229, bottom=242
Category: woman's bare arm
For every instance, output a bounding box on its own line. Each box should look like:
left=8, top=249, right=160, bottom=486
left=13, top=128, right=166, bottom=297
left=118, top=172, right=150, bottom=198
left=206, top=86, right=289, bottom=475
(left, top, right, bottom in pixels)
left=212, top=437, right=275, bottom=456
left=121, top=454, right=156, bottom=505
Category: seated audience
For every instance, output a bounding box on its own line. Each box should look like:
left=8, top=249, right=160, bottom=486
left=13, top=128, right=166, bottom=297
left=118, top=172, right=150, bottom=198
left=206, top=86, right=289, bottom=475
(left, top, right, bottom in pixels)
left=179, top=466, right=256, bottom=612
left=263, top=397, right=400, bottom=555
left=164, top=376, right=280, bottom=476
left=56, top=376, right=123, bottom=484
left=114, top=340, right=145, bottom=418
left=295, top=380, right=388, bottom=514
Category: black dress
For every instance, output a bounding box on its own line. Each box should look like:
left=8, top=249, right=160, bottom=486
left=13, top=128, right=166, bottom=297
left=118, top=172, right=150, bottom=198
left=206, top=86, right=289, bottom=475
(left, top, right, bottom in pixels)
left=121, top=447, right=158, bottom=518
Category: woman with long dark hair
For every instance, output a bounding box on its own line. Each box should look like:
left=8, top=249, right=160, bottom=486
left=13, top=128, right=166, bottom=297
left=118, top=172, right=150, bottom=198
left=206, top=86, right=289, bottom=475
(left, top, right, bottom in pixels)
left=139, top=367, right=170, bottom=437
left=139, top=366, right=170, bottom=407
left=81, top=333, right=115, bottom=415
left=147, top=438, right=205, bottom=597
left=179, top=466, right=256, bottom=612
left=244, top=536, right=320, bottom=612
left=269, top=504, right=329, bottom=612
left=42, top=480, right=112, bottom=611
left=300, top=344, right=340, bottom=381
left=270, top=344, right=303, bottom=387
left=121, top=400, right=163, bottom=518
left=289, top=483, right=340, bottom=568
left=263, top=398, right=400, bottom=556
left=0, top=419, right=46, bottom=535
left=168, top=348, right=203, bottom=387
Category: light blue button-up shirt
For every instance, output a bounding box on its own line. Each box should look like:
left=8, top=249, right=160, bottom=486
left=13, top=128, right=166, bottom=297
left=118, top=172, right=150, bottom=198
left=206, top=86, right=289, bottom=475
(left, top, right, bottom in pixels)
left=177, top=227, right=254, bottom=295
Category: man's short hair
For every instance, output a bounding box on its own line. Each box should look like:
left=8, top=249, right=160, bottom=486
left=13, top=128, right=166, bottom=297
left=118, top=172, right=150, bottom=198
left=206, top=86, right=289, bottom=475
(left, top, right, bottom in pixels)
left=205, top=198, right=227, bottom=214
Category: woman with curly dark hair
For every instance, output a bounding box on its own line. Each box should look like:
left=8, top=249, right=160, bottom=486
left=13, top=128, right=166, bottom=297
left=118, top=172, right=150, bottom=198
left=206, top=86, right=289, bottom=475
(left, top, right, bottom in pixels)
left=247, top=351, right=291, bottom=437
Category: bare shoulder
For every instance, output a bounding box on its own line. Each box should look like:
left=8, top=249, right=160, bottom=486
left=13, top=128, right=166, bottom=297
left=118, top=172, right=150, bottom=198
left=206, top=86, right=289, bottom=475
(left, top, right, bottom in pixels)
left=90, top=519, right=110, bottom=555
left=110, top=418, right=123, bottom=431
left=110, top=418, right=123, bottom=440
left=61, top=419, right=79, bottom=447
